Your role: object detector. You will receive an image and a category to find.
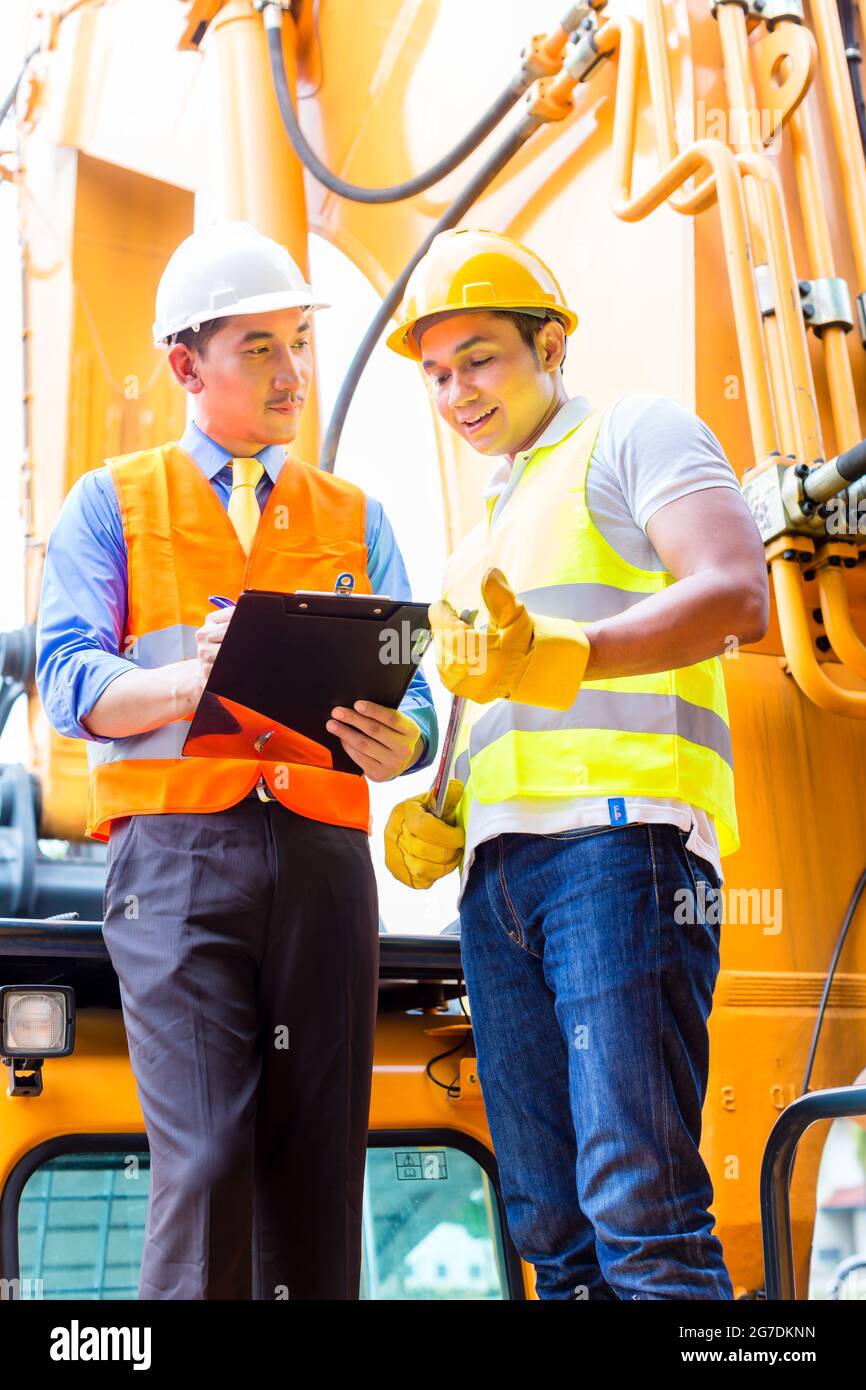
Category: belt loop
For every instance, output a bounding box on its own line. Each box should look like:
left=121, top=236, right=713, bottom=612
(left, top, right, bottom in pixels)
left=255, top=774, right=275, bottom=803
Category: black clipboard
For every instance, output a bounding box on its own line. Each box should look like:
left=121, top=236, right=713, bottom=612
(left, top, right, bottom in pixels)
left=181, top=589, right=433, bottom=776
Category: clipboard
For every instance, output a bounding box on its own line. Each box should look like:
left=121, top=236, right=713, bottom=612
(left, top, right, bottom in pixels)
left=181, top=588, right=433, bottom=776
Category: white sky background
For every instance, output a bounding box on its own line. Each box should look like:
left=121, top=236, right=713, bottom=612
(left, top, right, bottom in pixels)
left=0, top=2, right=461, bottom=933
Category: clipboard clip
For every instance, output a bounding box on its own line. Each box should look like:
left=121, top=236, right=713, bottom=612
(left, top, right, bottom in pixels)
left=335, top=572, right=355, bottom=594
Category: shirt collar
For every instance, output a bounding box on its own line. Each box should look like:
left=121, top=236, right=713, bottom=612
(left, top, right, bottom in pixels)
left=481, top=395, right=593, bottom=499
left=179, top=418, right=286, bottom=485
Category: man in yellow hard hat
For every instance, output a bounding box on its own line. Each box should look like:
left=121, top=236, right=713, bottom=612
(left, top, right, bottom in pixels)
left=383, top=227, right=769, bottom=1300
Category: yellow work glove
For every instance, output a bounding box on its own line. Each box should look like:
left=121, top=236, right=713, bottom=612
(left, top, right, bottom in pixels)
left=384, top=778, right=465, bottom=890
left=428, top=567, right=591, bottom=709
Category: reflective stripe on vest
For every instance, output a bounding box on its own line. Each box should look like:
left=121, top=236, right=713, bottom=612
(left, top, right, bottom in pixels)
left=86, top=625, right=198, bottom=768
left=443, top=406, right=740, bottom=858
left=454, top=688, right=734, bottom=777
left=515, top=582, right=660, bottom=621
left=85, top=443, right=372, bottom=841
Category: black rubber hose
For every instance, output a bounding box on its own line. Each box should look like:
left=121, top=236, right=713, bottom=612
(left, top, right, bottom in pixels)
left=0, top=46, right=40, bottom=128
left=800, top=863, right=866, bottom=1098
left=320, top=111, right=543, bottom=473
left=835, top=437, right=866, bottom=485
left=786, top=859, right=866, bottom=1194
left=265, top=11, right=532, bottom=204
left=838, top=0, right=866, bottom=160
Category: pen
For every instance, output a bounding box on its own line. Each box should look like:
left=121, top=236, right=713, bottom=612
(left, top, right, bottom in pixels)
left=207, top=595, right=236, bottom=609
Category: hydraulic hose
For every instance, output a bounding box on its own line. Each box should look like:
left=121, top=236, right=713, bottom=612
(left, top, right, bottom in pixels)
left=0, top=626, right=35, bottom=736
left=801, top=863, right=866, bottom=1098
left=838, top=0, right=866, bottom=159
left=781, top=858, right=866, bottom=1196
left=0, top=46, right=39, bottom=128
left=320, top=110, right=543, bottom=473
left=2, top=4, right=106, bottom=131
left=264, top=4, right=532, bottom=204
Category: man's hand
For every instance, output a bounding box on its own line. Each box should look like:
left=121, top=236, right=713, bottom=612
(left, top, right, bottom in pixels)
left=384, top=778, right=465, bottom=889
left=429, top=568, right=590, bottom=709
left=429, top=569, right=534, bottom=703
left=327, top=700, right=423, bottom=782
left=195, top=606, right=234, bottom=686
left=81, top=604, right=234, bottom=738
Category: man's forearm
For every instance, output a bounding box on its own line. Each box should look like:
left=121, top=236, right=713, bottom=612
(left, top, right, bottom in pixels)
left=582, top=571, right=767, bottom=681
left=81, top=659, right=203, bottom=739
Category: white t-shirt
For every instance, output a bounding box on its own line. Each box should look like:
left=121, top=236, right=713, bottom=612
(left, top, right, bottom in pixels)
left=453, top=391, right=743, bottom=906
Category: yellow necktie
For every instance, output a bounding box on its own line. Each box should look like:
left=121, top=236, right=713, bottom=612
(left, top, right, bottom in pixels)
left=227, top=457, right=265, bottom=556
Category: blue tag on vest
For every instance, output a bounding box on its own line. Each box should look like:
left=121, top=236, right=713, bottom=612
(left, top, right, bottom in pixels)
left=608, top=797, right=627, bottom=825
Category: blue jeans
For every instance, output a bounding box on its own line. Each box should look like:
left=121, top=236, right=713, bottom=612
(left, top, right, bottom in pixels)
left=458, top=821, right=733, bottom=1300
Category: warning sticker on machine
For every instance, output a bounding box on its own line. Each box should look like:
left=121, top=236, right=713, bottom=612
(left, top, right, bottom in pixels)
left=395, top=1150, right=448, bottom=1181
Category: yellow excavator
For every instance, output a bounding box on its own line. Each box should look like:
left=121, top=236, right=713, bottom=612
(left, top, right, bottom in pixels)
left=1, top=0, right=866, bottom=1301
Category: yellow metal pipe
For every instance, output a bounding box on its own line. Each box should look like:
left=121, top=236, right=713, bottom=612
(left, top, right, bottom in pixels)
left=716, top=2, right=760, bottom=132
left=808, top=0, right=866, bottom=291
left=550, top=5, right=857, bottom=712
left=206, top=0, right=320, bottom=459
left=736, top=151, right=824, bottom=467
left=763, top=319, right=797, bottom=460
left=537, top=10, right=587, bottom=65
left=823, top=330, right=863, bottom=451
left=771, top=556, right=866, bottom=714
left=642, top=0, right=717, bottom=215
left=504, top=7, right=583, bottom=94
left=546, top=21, right=615, bottom=108
left=55, top=0, right=106, bottom=24
left=790, top=103, right=834, bottom=268
left=817, top=563, right=866, bottom=680
left=789, top=98, right=861, bottom=452
left=717, top=4, right=801, bottom=463
left=602, top=14, right=778, bottom=463
left=739, top=146, right=866, bottom=699
left=719, top=8, right=864, bottom=702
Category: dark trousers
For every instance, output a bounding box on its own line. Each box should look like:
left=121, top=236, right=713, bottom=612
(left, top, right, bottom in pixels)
left=102, top=799, right=380, bottom=1300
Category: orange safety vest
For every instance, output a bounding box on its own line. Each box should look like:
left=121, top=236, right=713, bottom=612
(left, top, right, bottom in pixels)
left=85, top=442, right=372, bottom=841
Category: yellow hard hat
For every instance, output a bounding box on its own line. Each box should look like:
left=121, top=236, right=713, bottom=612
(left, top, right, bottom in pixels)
left=386, top=227, right=578, bottom=361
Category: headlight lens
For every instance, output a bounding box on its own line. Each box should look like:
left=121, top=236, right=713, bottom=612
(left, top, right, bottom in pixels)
left=3, top=990, right=68, bottom=1052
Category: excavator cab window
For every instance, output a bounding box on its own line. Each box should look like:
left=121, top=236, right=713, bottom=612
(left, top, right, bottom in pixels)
left=10, top=1134, right=518, bottom=1300
left=806, top=1117, right=866, bottom=1301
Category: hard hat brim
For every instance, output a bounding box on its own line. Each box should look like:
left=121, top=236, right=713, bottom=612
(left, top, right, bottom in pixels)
left=153, top=291, right=330, bottom=346
left=385, top=302, right=578, bottom=361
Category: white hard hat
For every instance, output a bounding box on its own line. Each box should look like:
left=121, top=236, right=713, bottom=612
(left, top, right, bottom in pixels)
left=152, top=221, right=329, bottom=346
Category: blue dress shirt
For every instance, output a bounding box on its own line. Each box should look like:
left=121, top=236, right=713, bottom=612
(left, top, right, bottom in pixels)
left=35, top=419, right=438, bottom=776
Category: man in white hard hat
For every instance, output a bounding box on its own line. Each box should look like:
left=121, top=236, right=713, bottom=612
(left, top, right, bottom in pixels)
left=382, top=228, right=768, bottom=1300
left=35, top=221, right=438, bottom=1300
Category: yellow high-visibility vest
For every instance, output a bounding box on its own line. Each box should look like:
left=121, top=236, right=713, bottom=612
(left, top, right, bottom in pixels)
left=442, top=407, right=740, bottom=858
